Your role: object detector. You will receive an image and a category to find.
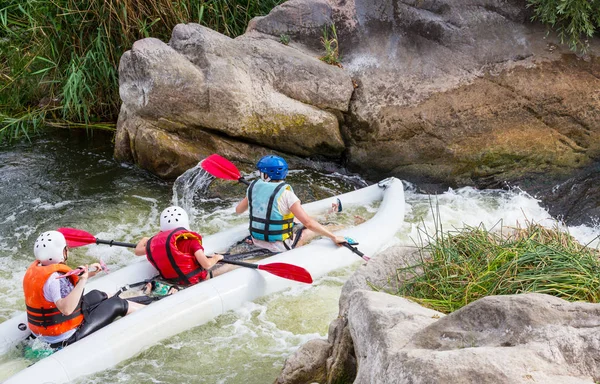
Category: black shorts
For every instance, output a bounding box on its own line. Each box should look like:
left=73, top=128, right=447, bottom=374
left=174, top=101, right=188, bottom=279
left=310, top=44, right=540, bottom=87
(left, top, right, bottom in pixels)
left=51, top=290, right=129, bottom=348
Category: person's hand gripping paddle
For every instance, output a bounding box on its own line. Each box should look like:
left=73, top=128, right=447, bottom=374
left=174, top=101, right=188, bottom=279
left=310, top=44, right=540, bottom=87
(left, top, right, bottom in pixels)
left=343, top=237, right=370, bottom=262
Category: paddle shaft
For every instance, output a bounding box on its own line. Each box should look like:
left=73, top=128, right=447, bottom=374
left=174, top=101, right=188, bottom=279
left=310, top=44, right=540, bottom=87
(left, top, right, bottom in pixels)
left=343, top=243, right=370, bottom=262
left=96, top=239, right=136, bottom=248
left=238, top=177, right=250, bottom=186
left=217, top=259, right=260, bottom=269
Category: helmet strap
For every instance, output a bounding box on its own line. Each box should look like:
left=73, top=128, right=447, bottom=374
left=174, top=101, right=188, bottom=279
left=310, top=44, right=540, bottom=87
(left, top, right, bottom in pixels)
left=260, top=172, right=271, bottom=182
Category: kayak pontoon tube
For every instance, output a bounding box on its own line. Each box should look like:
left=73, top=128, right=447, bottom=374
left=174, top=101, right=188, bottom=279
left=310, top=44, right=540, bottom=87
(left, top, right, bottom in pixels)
left=3, top=178, right=404, bottom=384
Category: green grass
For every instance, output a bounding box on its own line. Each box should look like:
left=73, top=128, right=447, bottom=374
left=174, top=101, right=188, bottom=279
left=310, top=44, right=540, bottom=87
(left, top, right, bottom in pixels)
left=319, top=24, right=341, bottom=67
left=393, top=221, right=600, bottom=314
left=0, top=0, right=284, bottom=143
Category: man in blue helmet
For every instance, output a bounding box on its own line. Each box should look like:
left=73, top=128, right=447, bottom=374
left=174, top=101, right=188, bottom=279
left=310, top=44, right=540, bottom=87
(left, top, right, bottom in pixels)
left=235, top=155, right=346, bottom=252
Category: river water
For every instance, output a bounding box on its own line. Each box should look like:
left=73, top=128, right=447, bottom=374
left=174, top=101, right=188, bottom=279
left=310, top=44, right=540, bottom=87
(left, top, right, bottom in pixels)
left=1, top=131, right=599, bottom=383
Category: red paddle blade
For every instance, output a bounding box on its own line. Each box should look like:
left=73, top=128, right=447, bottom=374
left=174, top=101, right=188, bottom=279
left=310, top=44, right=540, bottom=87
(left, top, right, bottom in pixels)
left=257, top=263, right=313, bottom=284
left=57, top=228, right=97, bottom=247
left=200, top=154, right=242, bottom=181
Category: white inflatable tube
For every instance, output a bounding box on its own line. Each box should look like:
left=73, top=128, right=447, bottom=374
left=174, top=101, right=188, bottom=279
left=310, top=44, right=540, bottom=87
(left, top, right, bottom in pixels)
left=2, top=178, right=404, bottom=384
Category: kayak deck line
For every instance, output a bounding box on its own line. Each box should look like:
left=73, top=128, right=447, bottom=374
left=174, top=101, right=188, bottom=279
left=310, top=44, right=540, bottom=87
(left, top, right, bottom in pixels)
left=1, top=178, right=405, bottom=384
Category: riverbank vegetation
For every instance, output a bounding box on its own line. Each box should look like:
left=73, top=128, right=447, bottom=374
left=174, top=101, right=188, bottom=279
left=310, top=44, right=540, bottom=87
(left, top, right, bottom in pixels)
left=395, top=221, right=600, bottom=313
left=1, top=0, right=598, bottom=143
left=0, top=0, right=283, bottom=143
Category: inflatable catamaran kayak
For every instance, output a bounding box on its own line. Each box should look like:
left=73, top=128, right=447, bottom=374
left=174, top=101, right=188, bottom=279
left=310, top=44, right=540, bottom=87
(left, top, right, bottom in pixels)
left=1, top=177, right=405, bottom=384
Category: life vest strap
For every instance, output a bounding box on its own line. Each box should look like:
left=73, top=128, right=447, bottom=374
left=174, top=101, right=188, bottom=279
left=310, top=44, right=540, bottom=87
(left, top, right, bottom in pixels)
left=183, top=267, right=204, bottom=279
left=250, top=216, right=294, bottom=225
left=26, top=305, right=82, bottom=327
left=249, top=227, right=294, bottom=236
left=165, top=227, right=193, bottom=285
left=248, top=181, right=293, bottom=242
left=147, top=228, right=205, bottom=286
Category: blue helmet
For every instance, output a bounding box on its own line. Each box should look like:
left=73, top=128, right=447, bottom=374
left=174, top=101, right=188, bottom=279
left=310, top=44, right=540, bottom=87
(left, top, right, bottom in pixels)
left=257, top=155, right=288, bottom=180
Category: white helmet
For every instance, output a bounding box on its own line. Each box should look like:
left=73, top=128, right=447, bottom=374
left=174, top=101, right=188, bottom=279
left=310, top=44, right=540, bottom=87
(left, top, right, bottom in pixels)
left=160, top=206, right=190, bottom=231
left=34, top=231, right=67, bottom=264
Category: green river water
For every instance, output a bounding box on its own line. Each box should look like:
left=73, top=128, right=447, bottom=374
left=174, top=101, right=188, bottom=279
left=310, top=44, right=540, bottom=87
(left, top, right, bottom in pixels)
left=1, top=130, right=597, bottom=383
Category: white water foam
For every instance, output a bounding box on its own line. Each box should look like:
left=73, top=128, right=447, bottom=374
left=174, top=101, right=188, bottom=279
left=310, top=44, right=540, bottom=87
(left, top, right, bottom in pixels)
left=4, top=176, right=600, bottom=383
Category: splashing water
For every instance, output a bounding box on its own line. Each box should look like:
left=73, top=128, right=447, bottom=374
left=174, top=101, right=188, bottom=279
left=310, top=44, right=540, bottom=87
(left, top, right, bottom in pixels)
left=172, top=164, right=214, bottom=215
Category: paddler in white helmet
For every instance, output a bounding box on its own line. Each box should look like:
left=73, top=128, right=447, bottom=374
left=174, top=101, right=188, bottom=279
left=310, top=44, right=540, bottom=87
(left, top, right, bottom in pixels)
left=134, top=206, right=224, bottom=295
left=23, top=230, right=144, bottom=349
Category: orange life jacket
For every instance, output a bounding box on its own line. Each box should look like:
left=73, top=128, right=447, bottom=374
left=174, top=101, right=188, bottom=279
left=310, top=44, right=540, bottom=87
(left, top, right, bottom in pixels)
left=23, top=261, right=84, bottom=336
left=146, top=228, right=206, bottom=286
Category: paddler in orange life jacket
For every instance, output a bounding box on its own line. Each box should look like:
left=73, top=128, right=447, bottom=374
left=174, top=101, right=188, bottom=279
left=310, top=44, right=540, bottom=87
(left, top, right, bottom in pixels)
left=235, top=155, right=347, bottom=253
left=134, top=206, right=224, bottom=289
left=23, top=231, right=144, bottom=349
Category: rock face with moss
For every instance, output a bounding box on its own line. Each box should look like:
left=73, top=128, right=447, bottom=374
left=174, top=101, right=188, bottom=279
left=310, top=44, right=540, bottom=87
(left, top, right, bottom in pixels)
left=116, top=23, right=353, bottom=178
left=116, top=0, right=600, bottom=222
left=276, top=246, right=600, bottom=384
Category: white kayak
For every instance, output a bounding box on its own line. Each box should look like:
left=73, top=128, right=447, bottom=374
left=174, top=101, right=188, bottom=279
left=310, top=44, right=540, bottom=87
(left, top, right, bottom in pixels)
left=1, top=177, right=405, bottom=384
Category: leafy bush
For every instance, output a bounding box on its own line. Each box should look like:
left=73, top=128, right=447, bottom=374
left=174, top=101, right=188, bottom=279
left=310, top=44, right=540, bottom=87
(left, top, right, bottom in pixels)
left=0, top=0, right=284, bottom=143
left=527, top=0, right=600, bottom=51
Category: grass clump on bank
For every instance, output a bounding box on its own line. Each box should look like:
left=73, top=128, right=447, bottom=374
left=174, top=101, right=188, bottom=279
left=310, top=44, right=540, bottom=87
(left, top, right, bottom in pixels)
left=396, top=222, right=600, bottom=314
left=0, top=0, right=284, bottom=143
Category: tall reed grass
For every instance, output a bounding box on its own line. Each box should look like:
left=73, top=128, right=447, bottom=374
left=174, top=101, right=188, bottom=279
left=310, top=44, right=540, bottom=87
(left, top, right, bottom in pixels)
left=0, top=0, right=283, bottom=143
left=394, top=220, right=600, bottom=314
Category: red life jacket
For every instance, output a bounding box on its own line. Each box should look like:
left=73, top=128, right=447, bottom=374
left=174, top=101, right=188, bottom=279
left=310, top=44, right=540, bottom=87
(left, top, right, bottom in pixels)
left=145, top=228, right=206, bottom=286
left=23, top=261, right=84, bottom=336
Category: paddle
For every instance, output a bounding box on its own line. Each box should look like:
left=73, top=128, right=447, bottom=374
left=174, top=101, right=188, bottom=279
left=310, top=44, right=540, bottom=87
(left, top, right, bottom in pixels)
left=343, top=237, right=370, bottom=262
left=213, top=259, right=312, bottom=284
left=200, top=154, right=250, bottom=185
left=58, top=228, right=136, bottom=248
left=56, top=260, right=108, bottom=279
left=58, top=228, right=312, bottom=284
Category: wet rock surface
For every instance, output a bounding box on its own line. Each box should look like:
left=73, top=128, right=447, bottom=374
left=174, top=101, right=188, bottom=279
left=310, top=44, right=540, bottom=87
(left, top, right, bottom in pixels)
left=116, top=0, right=600, bottom=225
left=276, top=246, right=600, bottom=384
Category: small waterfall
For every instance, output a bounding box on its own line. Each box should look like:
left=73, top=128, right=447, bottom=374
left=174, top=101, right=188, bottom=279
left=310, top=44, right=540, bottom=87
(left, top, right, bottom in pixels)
left=172, top=163, right=214, bottom=214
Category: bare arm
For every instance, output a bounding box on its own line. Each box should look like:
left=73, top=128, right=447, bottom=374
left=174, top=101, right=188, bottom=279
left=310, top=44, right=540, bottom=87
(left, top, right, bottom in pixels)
left=55, top=266, right=88, bottom=316
left=235, top=197, right=249, bottom=214
left=289, top=202, right=346, bottom=245
left=134, top=237, right=149, bottom=256
left=194, top=248, right=223, bottom=269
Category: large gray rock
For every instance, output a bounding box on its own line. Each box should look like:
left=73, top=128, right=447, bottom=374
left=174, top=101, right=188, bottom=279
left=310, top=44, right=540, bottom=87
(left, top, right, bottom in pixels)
left=277, top=244, right=600, bottom=384
left=328, top=0, right=600, bottom=189
left=247, top=0, right=333, bottom=52
left=248, top=0, right=600, bottom=223
left=349, top=292, right=600, bottom=384
left=274, top=339, right=331, bottom=384
left=116, top=23, right=353, bottom=178
left=116, top=0, right=600, bottom=223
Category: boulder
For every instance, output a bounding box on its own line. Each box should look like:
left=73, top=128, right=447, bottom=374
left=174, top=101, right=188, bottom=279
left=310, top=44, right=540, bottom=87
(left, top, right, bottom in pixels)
left=116, top=23, right=353, bottom=178
left=116, top=0, right=600, bottom=223
left=349, top=293, right=600, bottom=384
left=249, top=0, right=600, bottom=222
left=277, top=245, right=600, bottom=384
